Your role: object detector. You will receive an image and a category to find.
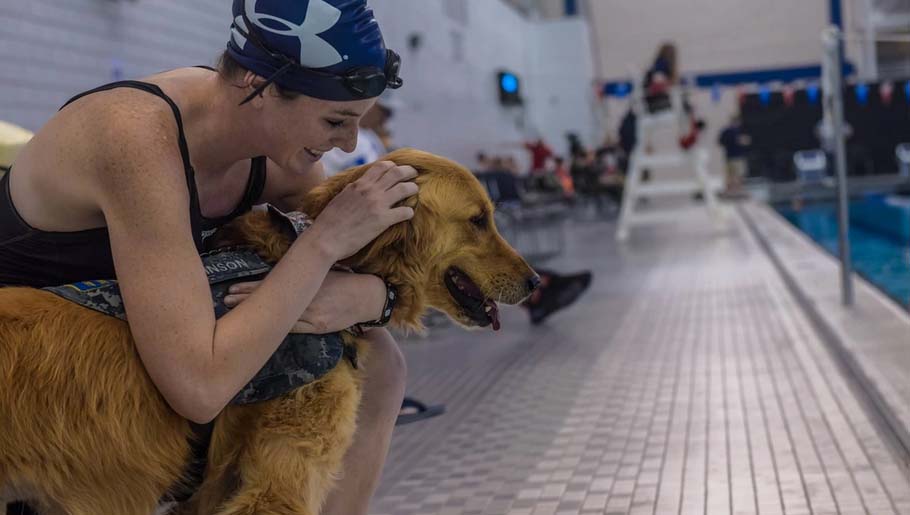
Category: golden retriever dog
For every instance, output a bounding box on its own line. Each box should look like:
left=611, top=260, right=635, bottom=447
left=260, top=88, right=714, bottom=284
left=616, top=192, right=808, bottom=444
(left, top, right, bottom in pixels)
left=0, top=149, right=538, bottom=515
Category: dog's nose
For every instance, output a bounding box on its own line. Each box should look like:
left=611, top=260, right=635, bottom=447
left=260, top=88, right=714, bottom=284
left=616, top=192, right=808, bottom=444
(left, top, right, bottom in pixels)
left=526, top=274, right=541, bottom=293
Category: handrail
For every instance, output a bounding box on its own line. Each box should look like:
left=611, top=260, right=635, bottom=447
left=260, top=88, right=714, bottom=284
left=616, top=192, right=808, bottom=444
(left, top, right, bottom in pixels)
left=822, top=26, right=854, bottom=307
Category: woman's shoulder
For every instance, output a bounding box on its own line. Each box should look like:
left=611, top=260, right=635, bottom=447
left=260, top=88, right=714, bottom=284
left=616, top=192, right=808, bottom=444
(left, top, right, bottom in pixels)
left=52, top=84, right=169, bottom=148
left=60, top=83, right=186, bottom=164
left=7, top=82, right=191, bottom=233
left=59, top=66, right=212, bottom=139
left=25, top=84, right=191, bottom=218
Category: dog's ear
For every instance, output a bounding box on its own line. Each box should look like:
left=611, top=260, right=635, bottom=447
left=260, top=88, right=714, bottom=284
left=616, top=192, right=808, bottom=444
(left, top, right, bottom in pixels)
left=342, top=199, right=429, bottom=333
left=343, top=200, right=420, bottom=274
left=202, top=210, right=292, bottom=262
left=300, top=163, right=375, bottom=217
left=301, top=149, right=432, bottom=216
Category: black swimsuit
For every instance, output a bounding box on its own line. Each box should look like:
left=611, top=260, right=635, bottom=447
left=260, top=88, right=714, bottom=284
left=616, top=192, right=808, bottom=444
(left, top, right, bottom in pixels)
left=2, top=77, right=266, bottom=515
left=0, top=79, right=267, bottom=288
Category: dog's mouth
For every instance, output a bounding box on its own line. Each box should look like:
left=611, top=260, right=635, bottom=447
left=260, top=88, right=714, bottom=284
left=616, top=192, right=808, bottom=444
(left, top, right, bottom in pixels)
left=444, top=267, right=500, bottom=330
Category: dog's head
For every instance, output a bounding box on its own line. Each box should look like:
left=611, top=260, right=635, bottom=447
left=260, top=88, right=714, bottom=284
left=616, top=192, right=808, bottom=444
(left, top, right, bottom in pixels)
left=214, top=149, right=538, bottom=332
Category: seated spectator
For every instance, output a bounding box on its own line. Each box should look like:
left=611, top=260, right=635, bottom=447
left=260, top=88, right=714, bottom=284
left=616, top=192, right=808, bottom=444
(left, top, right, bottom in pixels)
left=475, top=152, right=492, bottom=173
left=474, top=165, right=524, bottom=205
left=567, top=137, right=599, bottom=194
left=553, top=156, right=575, bottom=199
left=566, top=138, right=623, bottom=212
left=596, top=135, right=627, bottom=180
left=523, top=138, right=554, bottom=176
left=503, top=155, right=521, bottom=176
left=321, top=95, right=399, bottom=177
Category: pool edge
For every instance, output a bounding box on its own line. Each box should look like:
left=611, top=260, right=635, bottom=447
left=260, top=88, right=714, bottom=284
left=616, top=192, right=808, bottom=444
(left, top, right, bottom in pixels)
left=740, top=201, right=910, bottom=469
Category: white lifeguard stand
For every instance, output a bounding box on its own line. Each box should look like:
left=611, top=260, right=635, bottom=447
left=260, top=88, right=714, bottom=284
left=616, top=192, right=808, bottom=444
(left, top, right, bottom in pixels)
left=615, top=84, right=722, bottom=241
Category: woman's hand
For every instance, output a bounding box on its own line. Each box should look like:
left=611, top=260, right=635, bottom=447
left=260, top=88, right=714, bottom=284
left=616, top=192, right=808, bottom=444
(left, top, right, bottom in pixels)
left=224, top=272, right=387, bottom=334
left=311, top=161, right=418, bottom=261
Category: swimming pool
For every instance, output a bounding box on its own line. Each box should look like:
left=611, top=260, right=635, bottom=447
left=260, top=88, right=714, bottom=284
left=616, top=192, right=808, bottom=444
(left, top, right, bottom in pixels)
left=775, top=194, right=910, bottom=309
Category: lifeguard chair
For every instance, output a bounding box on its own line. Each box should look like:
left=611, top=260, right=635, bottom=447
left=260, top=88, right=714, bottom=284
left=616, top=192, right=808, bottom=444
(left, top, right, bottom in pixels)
left=615, top=83, right=722, bottom=241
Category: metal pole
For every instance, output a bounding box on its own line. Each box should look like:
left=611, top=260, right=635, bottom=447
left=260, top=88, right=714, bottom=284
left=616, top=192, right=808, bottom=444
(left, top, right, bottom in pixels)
left=823, top=26, right=854, bottom=306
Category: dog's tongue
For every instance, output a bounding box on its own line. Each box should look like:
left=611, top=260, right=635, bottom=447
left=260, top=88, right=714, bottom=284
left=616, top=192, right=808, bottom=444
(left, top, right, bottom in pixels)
left=485, top=300, right=500, bottom=331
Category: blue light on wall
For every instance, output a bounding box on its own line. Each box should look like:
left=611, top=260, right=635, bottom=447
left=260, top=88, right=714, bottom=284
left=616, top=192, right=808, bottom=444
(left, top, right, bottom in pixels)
left=500, top=73, right=519, bottom=94
left=498, top=70, right=523, bottom=106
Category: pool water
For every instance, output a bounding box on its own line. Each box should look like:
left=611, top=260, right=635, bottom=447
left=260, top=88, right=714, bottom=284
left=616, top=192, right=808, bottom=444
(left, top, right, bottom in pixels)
left=776, top=194, right=910, bottom=309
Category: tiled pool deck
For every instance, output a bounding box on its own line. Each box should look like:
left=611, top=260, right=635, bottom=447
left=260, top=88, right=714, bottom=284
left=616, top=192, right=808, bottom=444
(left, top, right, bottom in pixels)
left=370, top=205, right=910, bottom=515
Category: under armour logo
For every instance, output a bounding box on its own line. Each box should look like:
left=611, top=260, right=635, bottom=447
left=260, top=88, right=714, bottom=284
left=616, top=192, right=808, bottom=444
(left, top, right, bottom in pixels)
left=233, top=0, right=343, bottom=68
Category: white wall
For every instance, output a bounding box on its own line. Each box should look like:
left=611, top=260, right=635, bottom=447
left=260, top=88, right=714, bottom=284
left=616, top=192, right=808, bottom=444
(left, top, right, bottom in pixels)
left=369, top=0, right=532, bottom=167
left=0, top=0, right=600, bottom=170
left=525, top=18, right=601, bottom=160
left=0, top=0, right=230, bottom=131
left=587, top=0, right=830, bottom=80
left=371, top=0, right=599, bottom=167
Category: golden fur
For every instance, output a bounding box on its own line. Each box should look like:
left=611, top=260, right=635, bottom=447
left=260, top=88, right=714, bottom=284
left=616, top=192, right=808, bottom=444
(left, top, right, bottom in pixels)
left=0, top=149, right=536, bottom=514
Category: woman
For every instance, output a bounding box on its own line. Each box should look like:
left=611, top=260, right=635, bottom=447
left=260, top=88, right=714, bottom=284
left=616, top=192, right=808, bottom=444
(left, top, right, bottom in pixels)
left=2, top=1, right=412, bottom=513
left=643, top=42, right=678, bottom=112
left=620, top=41, right=703, bottom=156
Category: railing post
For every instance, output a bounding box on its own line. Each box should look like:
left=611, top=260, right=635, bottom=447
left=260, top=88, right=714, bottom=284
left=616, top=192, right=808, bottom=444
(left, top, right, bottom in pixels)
left=822, top=26, right=854, bottom=307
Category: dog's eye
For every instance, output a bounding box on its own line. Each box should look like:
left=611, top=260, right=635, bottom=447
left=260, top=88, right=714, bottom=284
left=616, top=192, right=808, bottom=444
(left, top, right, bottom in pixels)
left=470, top=214, right=487, bottom=228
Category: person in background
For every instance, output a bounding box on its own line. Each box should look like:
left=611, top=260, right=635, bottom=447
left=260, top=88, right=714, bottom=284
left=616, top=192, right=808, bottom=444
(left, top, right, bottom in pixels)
left=523, top=137, right=554, bottom=176
left=322, top=95, right=399, bottom=177
left=553, top=156, right=575, bottom=200
left=503, top=155, right=521, bottom=176
left=596, top=134, right=627, bottom=179
left=475, top=151, right=492, bottom=173
left=650, top=42, right=704, bottom=149
left=718, top=115, right=751, bottom=198
left=643, top=42, right=677, bottom=112
left=593, top=137, right=626, bottom=207
left=567, top=134, right=599, bottom=197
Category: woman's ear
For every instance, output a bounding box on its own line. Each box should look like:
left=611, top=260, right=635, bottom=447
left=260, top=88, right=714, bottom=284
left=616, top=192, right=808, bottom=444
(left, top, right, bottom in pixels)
left=241, top=71, right=267, bottom=108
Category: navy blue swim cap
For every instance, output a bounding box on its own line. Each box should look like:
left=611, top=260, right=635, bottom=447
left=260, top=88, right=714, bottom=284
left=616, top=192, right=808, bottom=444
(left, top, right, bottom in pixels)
left=227, top=0, right=402, bottom=104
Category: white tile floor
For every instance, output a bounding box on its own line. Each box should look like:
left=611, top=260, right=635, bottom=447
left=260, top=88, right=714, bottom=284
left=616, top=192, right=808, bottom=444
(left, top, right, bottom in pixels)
left=371, top=209, right=910, bottom=515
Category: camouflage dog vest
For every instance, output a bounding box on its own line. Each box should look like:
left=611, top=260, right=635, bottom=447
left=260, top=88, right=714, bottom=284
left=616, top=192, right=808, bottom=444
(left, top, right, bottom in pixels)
left=42, top=211, right=347, bottom=405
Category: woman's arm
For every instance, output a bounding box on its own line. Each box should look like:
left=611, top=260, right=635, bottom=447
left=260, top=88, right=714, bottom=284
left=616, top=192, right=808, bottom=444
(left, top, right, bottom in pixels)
left=95, top=127, right=333, bottom=423
left=233, top=160, right=389, bottom=332
left=224, top=271, right=388, bottom=334
left=93, top=119, right=415, bottom=424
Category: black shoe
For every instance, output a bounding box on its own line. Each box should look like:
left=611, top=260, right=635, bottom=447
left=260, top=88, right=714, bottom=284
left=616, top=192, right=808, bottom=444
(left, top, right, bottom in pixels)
left=396, top=397, right=445, bottom=426
left=528, top=271, right=593, bottom=325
